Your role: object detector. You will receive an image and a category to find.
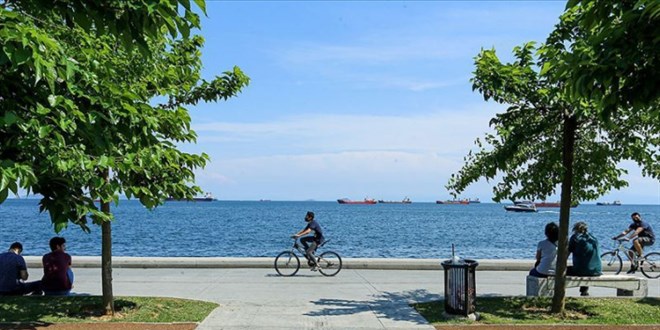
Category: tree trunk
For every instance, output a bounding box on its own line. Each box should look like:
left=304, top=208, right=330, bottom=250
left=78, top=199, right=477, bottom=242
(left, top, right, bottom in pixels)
left=551, top=114, right=577, bottom=314
left=100, top=173, right=114, bottom=315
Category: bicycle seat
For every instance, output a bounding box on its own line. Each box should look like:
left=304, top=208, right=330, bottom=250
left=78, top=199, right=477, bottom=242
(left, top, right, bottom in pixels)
left=616, top=237, right=630, bottom=242
left=318, top=239, right=330, bottom=248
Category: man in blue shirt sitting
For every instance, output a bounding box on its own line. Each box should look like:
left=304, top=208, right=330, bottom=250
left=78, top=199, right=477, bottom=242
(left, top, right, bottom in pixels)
left=0, top=242, right=42, bottom=296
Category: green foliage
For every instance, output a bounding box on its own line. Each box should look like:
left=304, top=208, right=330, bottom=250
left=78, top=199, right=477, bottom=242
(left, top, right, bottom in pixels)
left=413, top=297, right=660, bottom=325
left=0, top=296, right=218, bottom=323
left=0, top=1, right=250, bottom=232
left=6, top=0, right=207, bottom=53
left=545, top=0, right=660, bottom=117
left=446, top=44, right=660, bottom=203
left=447, top=43, right=660, bottom=203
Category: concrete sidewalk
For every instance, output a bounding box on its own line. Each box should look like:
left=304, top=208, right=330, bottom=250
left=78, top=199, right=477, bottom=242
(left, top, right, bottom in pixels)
left=23, top=258, right=660, bottom=329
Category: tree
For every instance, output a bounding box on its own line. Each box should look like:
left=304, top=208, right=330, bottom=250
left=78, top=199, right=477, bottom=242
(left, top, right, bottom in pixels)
left=1, top=0, right=249, bottom=315
left=547, top=0, right=660, bottom=117
left=447, top=42, right=660, bottom=313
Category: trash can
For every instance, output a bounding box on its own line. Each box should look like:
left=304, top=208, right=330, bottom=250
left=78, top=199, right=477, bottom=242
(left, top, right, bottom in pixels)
left=441, top=259, right=478, bottom=316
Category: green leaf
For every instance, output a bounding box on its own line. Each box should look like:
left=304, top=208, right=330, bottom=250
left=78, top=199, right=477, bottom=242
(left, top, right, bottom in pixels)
left=47, top=95, right=58, bottom=107
left=3, top=112, right=18, bottom=126
left=66, top=59, right=76, bottom=80
left=54, top=221, right=68, bottom=233
left=193, top=0, right=207, bottom=15
left=180, top=0, right=192, bottom=11
left=99, top=155, right=110, bottom=167
left=11, top=46, right=31, bottom=65
left=36, top=104, right=50, bottom=115
left=0, top=188, right=8, bottom=204
left=38, top=126, right=52, bottom=138
left=0, top=173, right=8, bottom=191
left=540, top=62, right=553, bottom=76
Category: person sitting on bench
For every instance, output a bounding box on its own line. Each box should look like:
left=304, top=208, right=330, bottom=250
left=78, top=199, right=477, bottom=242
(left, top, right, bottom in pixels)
left=567, top=221, right=602, bottom=296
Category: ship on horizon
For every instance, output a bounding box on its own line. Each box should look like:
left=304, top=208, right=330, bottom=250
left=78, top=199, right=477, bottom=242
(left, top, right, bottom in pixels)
left=165, top=192, right=217, bottom=202
left=337, top=198, right=377, bottom=204
left=378, top=197, right=412, bottom=204
left=436, top=199, right=469, bottom=205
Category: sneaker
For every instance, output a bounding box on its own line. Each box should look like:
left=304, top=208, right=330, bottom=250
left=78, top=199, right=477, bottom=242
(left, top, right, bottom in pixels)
left=626, top=265, right=638, bottom=274
left=310, top=266, right=318, bottom=272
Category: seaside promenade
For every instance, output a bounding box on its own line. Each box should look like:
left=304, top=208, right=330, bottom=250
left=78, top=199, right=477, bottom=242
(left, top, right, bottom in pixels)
left=22, top=257, right=660, bottom=329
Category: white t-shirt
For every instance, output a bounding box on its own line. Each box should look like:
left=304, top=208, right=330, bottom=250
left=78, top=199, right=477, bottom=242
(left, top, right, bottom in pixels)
left=536, top=239, right=557, bottom=275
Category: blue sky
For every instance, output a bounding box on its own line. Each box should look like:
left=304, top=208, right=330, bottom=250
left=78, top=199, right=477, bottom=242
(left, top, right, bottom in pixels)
left=179, top=1, right=659, bottom=204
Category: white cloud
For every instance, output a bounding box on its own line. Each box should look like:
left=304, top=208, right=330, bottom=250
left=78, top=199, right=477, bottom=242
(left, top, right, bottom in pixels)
left=194, top=105, right=497, bottom=156
left=190, top=107, right=660, bottom=204
left=191, top=105, right=503, bottom=201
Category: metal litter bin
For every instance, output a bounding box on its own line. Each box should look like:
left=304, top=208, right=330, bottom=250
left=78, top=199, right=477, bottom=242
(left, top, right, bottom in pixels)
left=441, top=259, right=478, bottom=316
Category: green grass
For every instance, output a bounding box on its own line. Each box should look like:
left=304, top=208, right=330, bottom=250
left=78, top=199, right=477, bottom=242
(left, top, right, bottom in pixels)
left=413, top=297, right=660, bottom=325
left=0, top=296, right=218, bottom=323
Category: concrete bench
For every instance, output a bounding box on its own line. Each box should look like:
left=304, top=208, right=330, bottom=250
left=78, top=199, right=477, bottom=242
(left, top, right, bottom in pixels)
left=526, top=275, right=648, bottom=297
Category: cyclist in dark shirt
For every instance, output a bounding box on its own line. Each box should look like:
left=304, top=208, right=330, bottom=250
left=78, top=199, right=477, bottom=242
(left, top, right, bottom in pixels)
left=292, top=211, right=325, bottom=270
left=613, top=212, right=656, bottom=274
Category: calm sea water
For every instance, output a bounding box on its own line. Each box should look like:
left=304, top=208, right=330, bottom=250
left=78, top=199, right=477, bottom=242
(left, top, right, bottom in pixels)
left=0, top=199, right=658, bottom=259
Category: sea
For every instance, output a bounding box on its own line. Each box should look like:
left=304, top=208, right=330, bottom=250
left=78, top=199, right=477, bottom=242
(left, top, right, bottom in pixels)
left=1, top=199, right=658, bottom=260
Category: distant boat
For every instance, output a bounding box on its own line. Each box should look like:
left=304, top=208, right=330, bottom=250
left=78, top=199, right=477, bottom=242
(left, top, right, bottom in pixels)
left=534, top=201, right=561, bottom=208
left=597, top=200, right=622, bottom=206
left=166, top=192, right=217, bottom=202
left=504, top=202, right=537, bottom=213
left=337, top=198, right=377, bottom=204
left=468, top=198, right=481, bottom=204
left=534, top=201, right=579, bottom=208
left=436, top=199, right=469, bottom=205
left=378, top=197, right=412, bottom=204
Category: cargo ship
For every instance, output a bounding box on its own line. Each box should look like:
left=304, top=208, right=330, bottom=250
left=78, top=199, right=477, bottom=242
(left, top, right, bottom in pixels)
left=378, top=197, right=412, bottom=204
left=436, top=199, right=469, bottom=205
left=337, top=198, right=377, bottom=204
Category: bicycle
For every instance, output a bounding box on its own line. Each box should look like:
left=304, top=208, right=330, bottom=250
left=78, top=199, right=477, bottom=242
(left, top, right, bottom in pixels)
left=274, top=238, right=342, bottom=277
left=600, top=237, right=660, bottom=279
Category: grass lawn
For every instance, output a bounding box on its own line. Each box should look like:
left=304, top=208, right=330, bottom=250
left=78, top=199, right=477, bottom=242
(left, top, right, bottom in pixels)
left=413, top=297, right=660, bottom=325
left=0, top=296, right=218, bottom=323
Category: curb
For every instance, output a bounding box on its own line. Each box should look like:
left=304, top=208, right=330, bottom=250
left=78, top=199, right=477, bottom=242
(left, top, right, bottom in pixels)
left=24, top=256, right=533, bottom=271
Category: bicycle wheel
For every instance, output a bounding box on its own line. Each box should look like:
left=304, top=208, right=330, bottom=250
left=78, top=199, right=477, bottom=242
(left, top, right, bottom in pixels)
left=640, top=252, right=660, bottom=279
left=317, top=251, right=342, bottom=276
left=600, top=251, right=622, bottom=275
left=275, top=251, right=300, bottom=276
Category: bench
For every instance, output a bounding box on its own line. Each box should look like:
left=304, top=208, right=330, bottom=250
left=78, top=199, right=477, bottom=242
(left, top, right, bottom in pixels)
left=526, top=275, right=648, bottom=297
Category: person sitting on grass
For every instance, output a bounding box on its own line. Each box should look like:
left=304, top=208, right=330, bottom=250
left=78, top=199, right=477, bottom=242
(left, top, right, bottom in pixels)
left=567, top=221, right=602, bottom=296
left=529, top=222, right=559, bottom=278
left=42, top=237, right=74, bottom=296
left=0, top=242, right=42, bottom=296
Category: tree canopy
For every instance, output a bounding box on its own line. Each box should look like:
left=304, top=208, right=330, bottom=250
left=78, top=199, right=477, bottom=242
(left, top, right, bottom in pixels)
left=1, top=0, right=249, bottom=232
left=545, top=0, right=660, bottom=117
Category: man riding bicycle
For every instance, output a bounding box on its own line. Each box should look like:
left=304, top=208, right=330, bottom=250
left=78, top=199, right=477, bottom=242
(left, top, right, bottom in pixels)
left=292, top=211, right=325, bottom=271
left=612, top=212, right=656, bottom=274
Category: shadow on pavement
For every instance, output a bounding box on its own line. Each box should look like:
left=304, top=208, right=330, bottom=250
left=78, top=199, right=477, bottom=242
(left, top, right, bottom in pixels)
left=305, top=289, right=441, bottom=324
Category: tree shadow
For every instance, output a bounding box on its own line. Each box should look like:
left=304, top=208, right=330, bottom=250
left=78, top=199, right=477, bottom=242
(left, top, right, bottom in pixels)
left=304, top=289, right=441, bottom=324
left=635, top=297, right=660, bottom=307
left=0, top=296, right=137, bottom=323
